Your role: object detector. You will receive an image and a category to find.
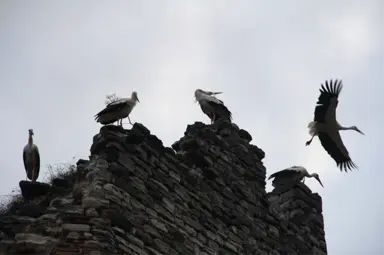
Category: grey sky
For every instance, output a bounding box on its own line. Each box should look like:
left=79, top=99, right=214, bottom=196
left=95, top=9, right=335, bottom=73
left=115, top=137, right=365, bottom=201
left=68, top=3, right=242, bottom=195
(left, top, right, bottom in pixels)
left=0, top=1, right=383, bottom=254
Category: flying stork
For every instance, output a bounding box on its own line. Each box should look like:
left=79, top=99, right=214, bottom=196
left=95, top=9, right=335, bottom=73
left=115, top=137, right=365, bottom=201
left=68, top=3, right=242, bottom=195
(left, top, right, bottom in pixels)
left=268, top=166, right=323, bottom=188
left=23, top=129, right=40, bottom=182
left=194, top=89, right=232, bottom=124
left=306, top=79, right=364, bottom=171
left=95, top=91, right=140, bottom=126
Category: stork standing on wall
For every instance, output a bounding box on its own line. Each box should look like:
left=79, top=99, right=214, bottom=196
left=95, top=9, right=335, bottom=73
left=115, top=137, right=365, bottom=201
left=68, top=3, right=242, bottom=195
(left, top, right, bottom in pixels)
left=23, top=129, right=40, bottom=182
left=194, top=89, right=232, bottom=124
left=95, top=91, right=140, bottom=126
left=306, top=79, right=364, bottom=171
left=268, top=166, right=323, bottom=188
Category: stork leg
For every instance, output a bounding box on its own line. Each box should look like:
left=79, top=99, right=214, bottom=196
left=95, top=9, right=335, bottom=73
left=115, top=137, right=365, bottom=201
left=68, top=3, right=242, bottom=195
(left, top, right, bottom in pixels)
left=128, top=116, right=133, bottom=125
left=305, top=135, right=315, bottom=146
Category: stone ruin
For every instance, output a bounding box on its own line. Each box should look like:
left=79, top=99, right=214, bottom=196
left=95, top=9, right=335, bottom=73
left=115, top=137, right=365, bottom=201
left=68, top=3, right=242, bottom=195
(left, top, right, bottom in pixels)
left=0, top=121, right=327, bottom=255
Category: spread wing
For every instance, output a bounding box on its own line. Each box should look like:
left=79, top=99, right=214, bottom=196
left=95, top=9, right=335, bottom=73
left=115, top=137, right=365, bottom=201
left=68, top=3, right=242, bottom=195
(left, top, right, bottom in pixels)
left=314, top=79, right=343, bottom=123
left=318, top=131, right=357, bottom=171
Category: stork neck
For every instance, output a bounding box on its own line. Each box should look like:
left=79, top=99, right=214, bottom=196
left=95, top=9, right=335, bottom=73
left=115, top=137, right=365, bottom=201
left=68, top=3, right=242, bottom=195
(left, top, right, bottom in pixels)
left=28, top=135, right=33, bottom=146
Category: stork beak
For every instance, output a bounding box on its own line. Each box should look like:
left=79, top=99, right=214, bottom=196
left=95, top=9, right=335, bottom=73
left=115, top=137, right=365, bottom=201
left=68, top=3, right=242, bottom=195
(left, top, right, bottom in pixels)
left=211, top=92, right=222, bottom=95
left=315, top=176, right=324, bottom=187
left=356, top=128, right=364, bottom=135
left=136, top=97, right=140, bottom=103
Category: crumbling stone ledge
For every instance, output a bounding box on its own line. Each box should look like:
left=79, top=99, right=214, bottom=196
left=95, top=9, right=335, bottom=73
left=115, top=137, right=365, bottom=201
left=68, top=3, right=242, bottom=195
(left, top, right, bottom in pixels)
left=0, top=122, right=327, bottom=255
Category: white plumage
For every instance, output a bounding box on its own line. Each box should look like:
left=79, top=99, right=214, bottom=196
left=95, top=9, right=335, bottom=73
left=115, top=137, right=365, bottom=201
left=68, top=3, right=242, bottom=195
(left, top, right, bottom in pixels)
left=194, top=89, right=232, bottom=124
left=95, top=91, right=140, bottom=126
left=22, top=129, right=40, bottom=182
left=268, top=166, right=323, bottom=188
left=306, top=79, right=364, bottom=171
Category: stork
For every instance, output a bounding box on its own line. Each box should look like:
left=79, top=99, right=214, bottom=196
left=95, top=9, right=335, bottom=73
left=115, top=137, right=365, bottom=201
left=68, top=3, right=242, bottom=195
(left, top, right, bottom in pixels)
left=268, top=166, right=323, bottom=188
left=194, top=89, right=232, bottom=124
left=95, top=91, right=140, bottom=126
left=305, top=79, right=364, bottom=171
left=22, top=129, right=40, bottom=182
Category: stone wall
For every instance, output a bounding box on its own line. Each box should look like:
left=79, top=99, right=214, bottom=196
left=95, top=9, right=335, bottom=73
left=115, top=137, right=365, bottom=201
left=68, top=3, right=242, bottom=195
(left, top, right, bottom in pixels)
left=0, top=121, right=327, bottom=255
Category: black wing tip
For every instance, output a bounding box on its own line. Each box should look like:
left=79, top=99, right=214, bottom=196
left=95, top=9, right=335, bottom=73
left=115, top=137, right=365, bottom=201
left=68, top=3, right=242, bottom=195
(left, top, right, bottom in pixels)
left=320, top=78, right=343, bottom=95
left=338, top=159, right=358, bottom=172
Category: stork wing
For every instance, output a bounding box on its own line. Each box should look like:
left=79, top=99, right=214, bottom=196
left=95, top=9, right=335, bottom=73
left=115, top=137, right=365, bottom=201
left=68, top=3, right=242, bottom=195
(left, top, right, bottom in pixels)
left=34, top=146, right=40, bottom=181
left=268, top=169, right=301, bottom=180
left=207, top=101, right=232, bottom=121
left=107, top=98, right=126, bottom=106
left=95, top=99, right=129, bottom=117
left=199, top=102, right=214, bottom=119
left=22, top=148, right=28, bottom=172
left=314, top=79, right=343, bottom=123
left=204, top=95, right=232, bottom=120
left=318, top=131, right=357, bottom=171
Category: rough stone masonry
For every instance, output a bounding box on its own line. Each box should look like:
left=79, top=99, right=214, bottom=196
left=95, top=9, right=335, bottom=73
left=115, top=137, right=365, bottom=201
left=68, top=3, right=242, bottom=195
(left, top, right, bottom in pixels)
left=0, top=121, right=327, bottom=255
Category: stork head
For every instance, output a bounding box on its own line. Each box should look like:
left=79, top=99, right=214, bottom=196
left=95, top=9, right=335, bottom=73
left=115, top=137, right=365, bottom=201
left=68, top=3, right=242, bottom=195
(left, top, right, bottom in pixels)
left=311, top=173, right=324, bottom=187
left=132, top=91, right=140, bottom=103
left=28, top=129, right=34, bottom=136
left=195, top=89, right=203, bottom=95
left=352, top=126, right=364, bottom=135
left=194, top=89, right=204, bottom=101
left=195, top=89, right=222, bottom=95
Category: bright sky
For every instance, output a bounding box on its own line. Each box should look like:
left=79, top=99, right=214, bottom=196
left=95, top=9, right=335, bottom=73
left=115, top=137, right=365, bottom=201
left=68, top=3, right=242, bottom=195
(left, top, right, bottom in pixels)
left=0, top=1, right=383, bottom=254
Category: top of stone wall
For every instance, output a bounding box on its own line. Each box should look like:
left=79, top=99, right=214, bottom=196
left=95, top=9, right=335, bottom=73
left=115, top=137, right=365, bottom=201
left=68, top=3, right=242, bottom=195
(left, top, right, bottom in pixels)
left=0, top=121, right=326, bottom=255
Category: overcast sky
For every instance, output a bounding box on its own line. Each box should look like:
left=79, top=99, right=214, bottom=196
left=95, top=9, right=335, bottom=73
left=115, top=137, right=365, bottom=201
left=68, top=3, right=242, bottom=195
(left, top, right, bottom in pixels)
left=0, top=1, right=383, bottom=254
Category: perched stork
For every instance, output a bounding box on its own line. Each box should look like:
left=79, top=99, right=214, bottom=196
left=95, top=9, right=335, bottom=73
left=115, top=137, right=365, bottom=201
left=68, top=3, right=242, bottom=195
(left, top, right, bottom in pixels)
left=95, top=91, right=140, bottom=126
left=22, top=129, right=40, bottom=182
left=306, top=79, right=364, bottom=171
left=194, top=89, right=232, bottom=124
left=268, top=166, right=323, bottom=188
